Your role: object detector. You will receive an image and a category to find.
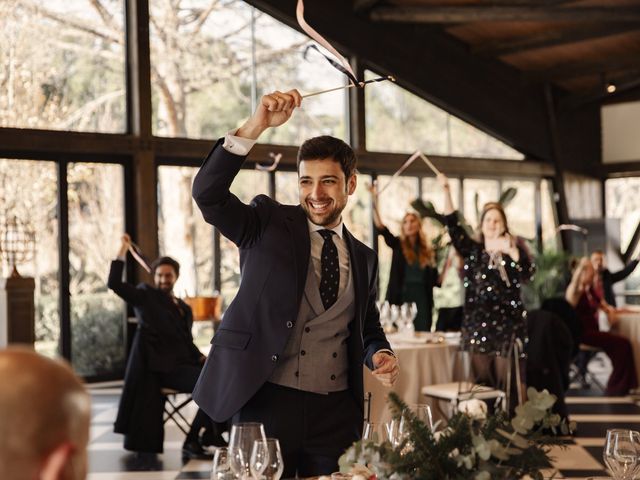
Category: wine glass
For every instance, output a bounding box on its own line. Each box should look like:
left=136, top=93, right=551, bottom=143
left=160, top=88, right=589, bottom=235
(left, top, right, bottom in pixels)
left=390, top=305, right=400, bottom=332
left=229, top=422, right=267, bottom=480
left=385, top=418, right=408, bottom=447
left=211, top=447, right=234, bottom=480
left=250, top=438, right=284, bottom=480
left=603, top=429, right=639, bottom=480
left=362, top=421, right=384, bottom=443
left=406, top=403, right=434, bottom=431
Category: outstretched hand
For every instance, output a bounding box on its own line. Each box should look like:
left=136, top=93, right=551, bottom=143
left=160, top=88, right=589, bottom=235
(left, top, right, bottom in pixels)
left=236, top=89, right=302, bottom=140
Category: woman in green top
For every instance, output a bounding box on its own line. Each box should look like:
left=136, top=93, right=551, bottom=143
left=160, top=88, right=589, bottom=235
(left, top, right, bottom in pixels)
left=370, top=183, right=440, bottom=331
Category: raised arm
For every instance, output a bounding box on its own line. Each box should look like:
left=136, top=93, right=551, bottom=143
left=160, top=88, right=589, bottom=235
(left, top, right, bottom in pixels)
left=565, top=257, right=589, bottom=307
left=367, top=181, right=385, bottom=230
left=107, top=234, right=145, bottom=305
left=438, top=173, right=455, bottom=216
left=192, top=90, right=302, bottom=248
left=609, top=259, right=640, bottom=284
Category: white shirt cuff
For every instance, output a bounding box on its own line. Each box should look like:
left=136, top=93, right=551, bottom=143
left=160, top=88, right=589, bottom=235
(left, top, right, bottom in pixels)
left=376, top=348, right=396, bottom=358
left=222, top=130, right=257, bottom=156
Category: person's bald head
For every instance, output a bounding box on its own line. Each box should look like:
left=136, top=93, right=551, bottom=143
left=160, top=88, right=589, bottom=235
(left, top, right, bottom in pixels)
left=0, top=347, right=91, bottom=480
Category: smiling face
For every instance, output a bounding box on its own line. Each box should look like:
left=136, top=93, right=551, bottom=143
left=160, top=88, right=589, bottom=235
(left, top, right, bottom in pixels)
left=298, top=158, right=356, bottom=228
left=591, top=251, right=605, bottom=272
left=481, top=208, right=506, bottom=240
left=402, top=213, right=421, bottom=237
left=154, top=264, right=178, bottom=294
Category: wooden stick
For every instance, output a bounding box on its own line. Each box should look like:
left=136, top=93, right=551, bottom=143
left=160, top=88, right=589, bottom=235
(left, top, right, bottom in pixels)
left=302, top=83, right=357, bottom=98
left=302, top=75, right=395, bottom=99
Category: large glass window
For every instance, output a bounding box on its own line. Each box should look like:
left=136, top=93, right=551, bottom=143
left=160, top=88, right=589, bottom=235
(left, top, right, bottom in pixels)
left=219, top=170, right=269, bottom=307
left=150, top=1, right=346, bottom=141
left=375, top=175, right=420, bottom=301
left=364, top=70, right=523, bottom=160
left=605, top=178, right=640, bottom=302
left=0, top=0, right=126, bottom=132
left=158, top=166, right=214, bottom=297
left=541, top=179, right=559, bottom=251
left=502, top=180, right=536, bottom=241
left=462, top=178, right=500, bottom=228
left=68, top=163, right=125, bottom=378
left=0, top=159, right=60, bottom=357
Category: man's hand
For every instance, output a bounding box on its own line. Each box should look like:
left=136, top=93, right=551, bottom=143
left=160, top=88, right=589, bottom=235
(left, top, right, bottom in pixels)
left=236, top=89, right=302, bottom=140
left=372, top=351, right=399, bottom=387
left=117, top=233, right=132, bottom=259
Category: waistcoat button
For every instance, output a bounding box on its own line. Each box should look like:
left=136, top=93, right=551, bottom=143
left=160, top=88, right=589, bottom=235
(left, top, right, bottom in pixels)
left=271, top=354, right=279, bottom=362
left=286, top=321, right=294, bottom=328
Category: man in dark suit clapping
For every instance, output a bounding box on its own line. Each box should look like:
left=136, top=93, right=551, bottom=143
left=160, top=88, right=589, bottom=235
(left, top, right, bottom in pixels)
left=191, top=89, right=399, bottom=478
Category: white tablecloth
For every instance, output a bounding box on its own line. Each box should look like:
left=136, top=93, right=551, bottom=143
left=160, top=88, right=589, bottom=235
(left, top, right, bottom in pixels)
left=615, top=311, right=640, bottom=385
left=363, top=336, right=458, bottom=424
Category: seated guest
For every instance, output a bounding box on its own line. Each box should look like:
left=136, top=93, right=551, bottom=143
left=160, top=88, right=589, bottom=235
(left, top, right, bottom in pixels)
left=591, top=249, right=639, bottom=307
left=108, top=234, right=225, bottom=459
left=540, top=297, right=583, bottom=358
left=526, top=308, right=573, bottom=419
left=565, top=257, right=638, bottom=396
left=0, top=347, right=91, bottom=480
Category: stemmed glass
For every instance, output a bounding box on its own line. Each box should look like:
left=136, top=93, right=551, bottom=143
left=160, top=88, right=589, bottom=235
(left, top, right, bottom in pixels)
left=362, top=421, right=384, bottom=443
left=379, top=301, right=392, bottom=333
left=390, top=304, right=400, bottom=332
left=229, top=423, right=267, bottom=480
left=211, top=447, right=234, bottom=480
left=250, top=438, right=284, bottom=480
left=603, top=429, right=640, bottom=480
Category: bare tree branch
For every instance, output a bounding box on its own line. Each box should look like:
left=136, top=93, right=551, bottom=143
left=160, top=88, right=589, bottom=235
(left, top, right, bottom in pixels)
left=88, top=0, right=119, bottom=32
left=20, top=0, right=122, bottom=45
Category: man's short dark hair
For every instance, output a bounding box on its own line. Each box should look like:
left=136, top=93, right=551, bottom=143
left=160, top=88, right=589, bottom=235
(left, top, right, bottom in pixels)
left=297, top=136, right=357, bottom=180
left=151, top=256, right=180, bottom=276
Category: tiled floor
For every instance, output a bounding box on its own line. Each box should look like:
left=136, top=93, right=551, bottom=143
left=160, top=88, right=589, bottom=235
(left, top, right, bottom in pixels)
left=87, top=353, right=626, bottom=479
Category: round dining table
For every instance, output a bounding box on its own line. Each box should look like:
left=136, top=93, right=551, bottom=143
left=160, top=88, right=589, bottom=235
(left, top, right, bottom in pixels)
left=363, top=332, right=459, bottom=424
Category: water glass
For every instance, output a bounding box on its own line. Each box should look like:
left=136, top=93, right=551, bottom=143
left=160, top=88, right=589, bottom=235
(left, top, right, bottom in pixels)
left=211, top=447, right=234, bottom=480
left=250, top=438, right=284, bottom=480
left=229, top=422, right=267, bottom=480
left=603, top=429, right=639, bottom=480
left=385, top=418, right=407, bottom=447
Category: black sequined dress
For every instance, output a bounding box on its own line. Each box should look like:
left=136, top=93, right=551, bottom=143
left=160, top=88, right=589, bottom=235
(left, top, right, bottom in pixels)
left=445, top=212, right=535, bottom=356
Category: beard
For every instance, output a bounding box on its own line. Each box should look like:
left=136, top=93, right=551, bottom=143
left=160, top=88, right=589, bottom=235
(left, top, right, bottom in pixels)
left=301, top=198, right=346, bottom=227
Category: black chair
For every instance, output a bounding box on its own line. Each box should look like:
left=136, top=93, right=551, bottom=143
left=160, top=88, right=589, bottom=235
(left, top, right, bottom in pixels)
left=435, top=306, right=463, bottom=332
left=161, top=388, right=194, bottom=436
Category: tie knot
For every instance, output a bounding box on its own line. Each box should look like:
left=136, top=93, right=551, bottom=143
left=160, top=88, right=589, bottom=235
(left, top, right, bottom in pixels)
left=318, top=229, right=335, bottom=241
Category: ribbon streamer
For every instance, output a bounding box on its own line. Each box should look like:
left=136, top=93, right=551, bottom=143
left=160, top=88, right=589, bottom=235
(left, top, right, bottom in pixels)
left=128, top=242, right=152, bottom=273
left=296, top=0, right=358, bottom=85
left=255, top=152, right=282, bottom=172
left=377, top=151, right=441, bottom=194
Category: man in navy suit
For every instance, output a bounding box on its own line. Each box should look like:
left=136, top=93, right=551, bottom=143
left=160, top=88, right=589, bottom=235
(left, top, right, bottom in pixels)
left=192, top=89, right=399, bottom=477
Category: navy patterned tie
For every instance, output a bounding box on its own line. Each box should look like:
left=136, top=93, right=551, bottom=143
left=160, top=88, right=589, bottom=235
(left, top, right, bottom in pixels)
left=318, top=229, right=340, bottom=310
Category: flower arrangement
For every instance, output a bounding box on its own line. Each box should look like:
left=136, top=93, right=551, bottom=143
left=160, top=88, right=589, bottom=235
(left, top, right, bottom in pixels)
left=338, top=388, right=573, bottom=480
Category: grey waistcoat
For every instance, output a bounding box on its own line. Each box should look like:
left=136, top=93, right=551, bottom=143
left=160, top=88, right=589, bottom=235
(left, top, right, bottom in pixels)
left=269, top=261, right=355, bottom=394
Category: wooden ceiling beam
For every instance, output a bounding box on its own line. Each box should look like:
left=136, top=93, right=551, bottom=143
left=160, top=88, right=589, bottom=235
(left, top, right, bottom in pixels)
left=524, top=53, right=640, bottom=82
left=353, top=0, right=382, bottom=14
left=558, top=74, right=640, bottom=111
left=370, top=6, right=640, bottom=23
left=474, top=23, right=640, bottom=57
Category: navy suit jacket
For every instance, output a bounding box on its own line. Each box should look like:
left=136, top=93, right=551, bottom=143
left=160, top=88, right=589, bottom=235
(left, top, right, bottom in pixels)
left=191, top=139, right=391, bottom=422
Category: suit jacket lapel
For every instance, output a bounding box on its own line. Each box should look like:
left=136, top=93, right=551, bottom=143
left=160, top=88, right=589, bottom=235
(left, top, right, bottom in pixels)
left=343, top=227, right=367, bottom=330
left=285, top=206, right=311, bottom=310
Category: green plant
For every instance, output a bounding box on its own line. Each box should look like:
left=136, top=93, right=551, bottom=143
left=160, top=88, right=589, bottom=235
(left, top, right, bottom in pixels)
left=339, top=389, right=570, bottom=480
left=521, top=249, right=571, bottom=310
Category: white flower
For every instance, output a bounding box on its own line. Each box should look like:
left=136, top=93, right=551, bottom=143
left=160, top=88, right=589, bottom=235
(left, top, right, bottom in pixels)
left=457, top=399, right=488, bottom=421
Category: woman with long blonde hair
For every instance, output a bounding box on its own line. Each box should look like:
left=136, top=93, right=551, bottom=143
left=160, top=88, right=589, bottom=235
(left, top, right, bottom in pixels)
left=369, top=183, right=439, bottom=331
